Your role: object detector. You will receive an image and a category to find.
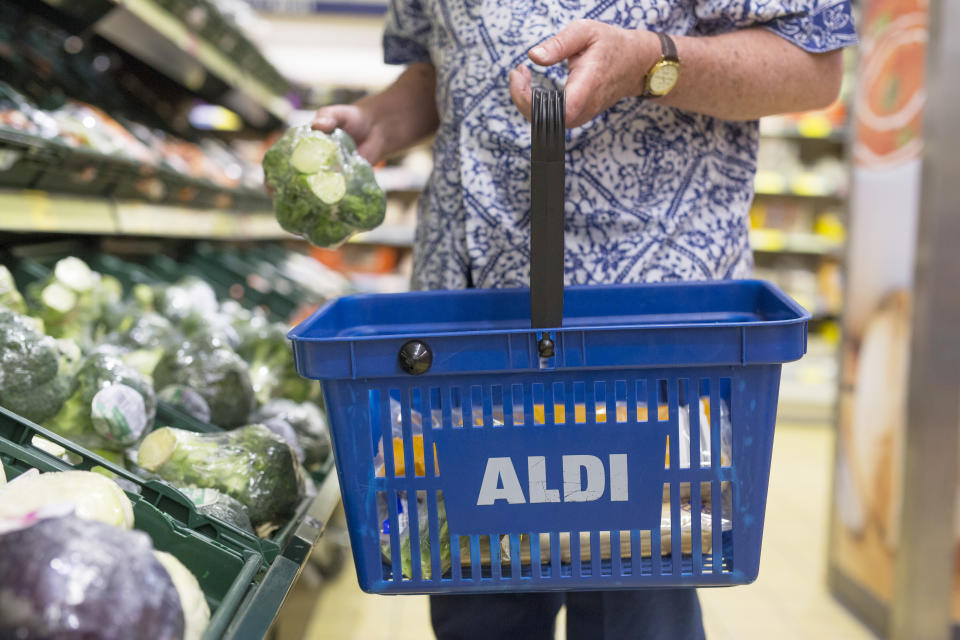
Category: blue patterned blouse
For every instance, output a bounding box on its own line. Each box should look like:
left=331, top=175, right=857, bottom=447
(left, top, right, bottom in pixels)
left=383, top=0, right=857, bottom=290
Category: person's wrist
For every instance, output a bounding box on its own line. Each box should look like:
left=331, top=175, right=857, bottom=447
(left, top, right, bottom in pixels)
left=626, top=28, right=661, bottom=98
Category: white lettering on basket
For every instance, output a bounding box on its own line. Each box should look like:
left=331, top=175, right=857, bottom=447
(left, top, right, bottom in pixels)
left=476, top=455, right=629, bottom=505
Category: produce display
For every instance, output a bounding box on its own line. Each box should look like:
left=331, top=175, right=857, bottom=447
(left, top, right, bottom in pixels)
left=263, top=126, right=386, bottom=247
left=0, top=255, right=330, bottom=543
left=0, top=468, right=210, bottom=640
left=0, top=81, right=265, bottom=192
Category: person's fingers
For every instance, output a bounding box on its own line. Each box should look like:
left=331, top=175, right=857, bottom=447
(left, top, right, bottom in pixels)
left=564, top=65, right=596, bottom=128
left=528, top=20, right=596, bottom=66
left=509, top=65, right=533, bottom=122
left=311, top=105, right=357, bottom=133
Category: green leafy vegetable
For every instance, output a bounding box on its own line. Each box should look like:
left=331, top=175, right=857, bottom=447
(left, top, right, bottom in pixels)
left=263, top=125, right=386, bottom=247
left=138, top=424, right=304, bottom=533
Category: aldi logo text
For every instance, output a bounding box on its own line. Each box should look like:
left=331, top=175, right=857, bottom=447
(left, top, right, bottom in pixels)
left=476, top=454, right=629, bottom=505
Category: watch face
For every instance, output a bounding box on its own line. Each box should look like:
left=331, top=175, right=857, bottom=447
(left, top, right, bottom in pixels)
left=649, top=63, right=679, bottom=95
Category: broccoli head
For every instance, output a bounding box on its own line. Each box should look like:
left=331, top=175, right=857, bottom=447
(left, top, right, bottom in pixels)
left=138, top=424, right=304, bottom=533
left=262, top=125, right=386, bottom=247
left=153, top=340, right=255, bottom=428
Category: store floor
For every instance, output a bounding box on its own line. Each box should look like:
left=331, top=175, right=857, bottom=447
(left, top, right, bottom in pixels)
left=290, top=423, right=876, bottom=640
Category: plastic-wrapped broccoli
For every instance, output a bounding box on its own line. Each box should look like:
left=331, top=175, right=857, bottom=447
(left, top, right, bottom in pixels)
left=153, top=339, right=255, bottom=428
left=236, top=316, right=319, bottom=405
left=47, top=351, right=157, bottom=451
left=263, top=126, right=386, bottom=246
left=154, top=276, right=219, bottom=324
left=138, top=424, right=304, bottom=534
left=0, top=310, right=80, bottom=424
left=252, top=399, right=331, bottom=472
left=0, top=265, right=26, bottom=314
left=25, top=257, right=121, bottom=348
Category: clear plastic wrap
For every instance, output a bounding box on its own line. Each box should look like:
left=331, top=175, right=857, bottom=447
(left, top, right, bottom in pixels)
left=0, top=516, right=185, bottom=640
left=153, top=339, right=254, bottom=429
left=252, top=399, right=332, bottom=472
left=47, top=351, right=156, bottom=451
left=137, top=424, right=304, bottom=535
left=178, top=487, right=255, bottom=535
left=263, top=126, right=386, bottom=247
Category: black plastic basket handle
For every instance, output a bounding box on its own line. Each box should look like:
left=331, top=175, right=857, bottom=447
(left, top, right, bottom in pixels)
left=530, top=88, right=565, bottom=349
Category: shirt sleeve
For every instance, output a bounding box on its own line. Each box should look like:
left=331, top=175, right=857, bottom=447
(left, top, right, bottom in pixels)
left=694, top=0, right=858, bottom=53
left=382, top=0, right=433, bottom=65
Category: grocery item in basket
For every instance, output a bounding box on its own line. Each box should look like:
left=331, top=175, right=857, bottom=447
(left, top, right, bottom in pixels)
left=252, top=399, right=332, bottom=472
left=48, top=351, right=156, bottom=450
left=0, top=468, right=134, bottom=529
left=263, top=125, right=386, bottom=247
left=0, top=516, right=185, bottom=640
left=178, top=487, right=255, bottom=534
left=0, top=265, right=26, bottom=314
left=138, top=424, right=305, bottom=535
left=154, top=551, right=211, bottom=640
left=153, top=338, right=255, bottom=429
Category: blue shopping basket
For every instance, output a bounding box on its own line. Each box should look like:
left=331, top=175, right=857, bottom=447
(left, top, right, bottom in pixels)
left=289, top=90, right=810, bottom=594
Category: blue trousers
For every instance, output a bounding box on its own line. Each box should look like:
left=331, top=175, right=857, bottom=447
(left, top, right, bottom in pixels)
left=430, top=590, right=706, bottom=640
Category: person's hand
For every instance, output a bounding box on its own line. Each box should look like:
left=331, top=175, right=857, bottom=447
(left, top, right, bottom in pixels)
left=311, top=103, right=384, bottom=164
left=509, top=20, right=659, bottom=128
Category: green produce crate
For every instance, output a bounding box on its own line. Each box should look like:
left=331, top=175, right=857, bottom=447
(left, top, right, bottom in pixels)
left=0, top=407, right=279, bottom=562
left=0, top=421, right=264, bottom=640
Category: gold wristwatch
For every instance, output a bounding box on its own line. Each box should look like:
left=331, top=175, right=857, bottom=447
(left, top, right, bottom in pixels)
left=642, top=32, right=681, bottom=97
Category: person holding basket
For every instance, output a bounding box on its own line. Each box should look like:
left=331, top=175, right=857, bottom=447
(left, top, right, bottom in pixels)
left=312, top=1, right=855, bottom=638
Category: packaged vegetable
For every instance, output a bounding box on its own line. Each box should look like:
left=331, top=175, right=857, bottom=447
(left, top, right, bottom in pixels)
left=0, top=516, right=185, bottom=640
left=253, top=399, right=332, bottom=472
left=138, top=424, right=304, bottom=535
left=0, top=468, right=134, bottom=529
left=263, top=126, right=386, bottom=247
left=154, top=550, right=211, bottom=640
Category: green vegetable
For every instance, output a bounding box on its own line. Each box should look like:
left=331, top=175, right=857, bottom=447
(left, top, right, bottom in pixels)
left=138, top=424, right=304, bottom=532
left=154, top=276, right=219, bottom=324
left=253, top=399, right=331, bottom=472
left=0, top=469, right=134, bottom=529
left=0, top=308, right=59, bottom=394
left=24, top=257, right=119, bottom=348
left=237, top=317, right=319, bottom=405
left=263, top=125, right=385, bottom=247
left=0, top=265, right=26, bottom=314
left=380, top=492, right=452, bottom=580
left=158, top=385, right=212, bottom=423
left=46, top=351, right=156, bottom=450
left=153, top=340, right=254, bottom=428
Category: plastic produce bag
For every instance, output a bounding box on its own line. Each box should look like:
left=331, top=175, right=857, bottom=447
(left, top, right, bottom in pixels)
left=263, top=125, right=386, bottom=247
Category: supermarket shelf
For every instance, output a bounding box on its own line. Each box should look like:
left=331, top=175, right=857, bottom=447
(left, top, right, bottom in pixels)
left=0, top=189, right=293, bottom=240
left=41, top=0, right=293, bottom=126
left=749, top=229, right=844, bottom=255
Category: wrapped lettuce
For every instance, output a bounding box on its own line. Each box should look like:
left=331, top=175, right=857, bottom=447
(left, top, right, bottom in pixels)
left=263, top=126, right=386, bottom=246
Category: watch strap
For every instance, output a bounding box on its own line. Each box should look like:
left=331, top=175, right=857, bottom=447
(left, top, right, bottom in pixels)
left=657, top=32, right=679, bottom=62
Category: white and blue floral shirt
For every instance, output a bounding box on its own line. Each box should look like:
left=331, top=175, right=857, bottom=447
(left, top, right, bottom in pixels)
left=383, top=0, right=857, bottom=290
